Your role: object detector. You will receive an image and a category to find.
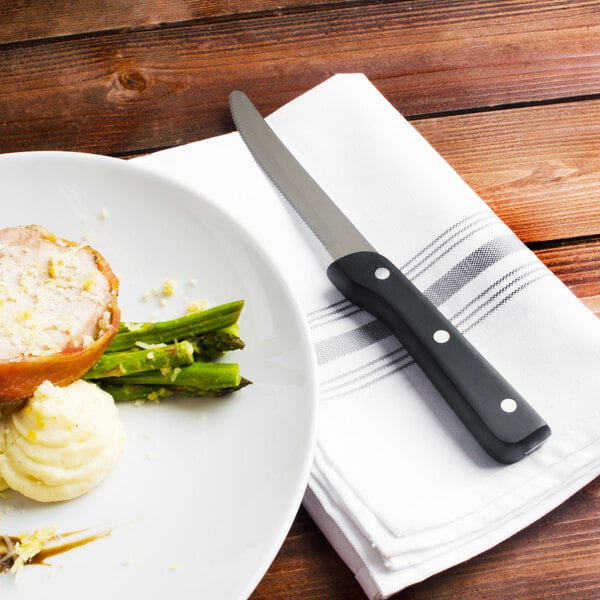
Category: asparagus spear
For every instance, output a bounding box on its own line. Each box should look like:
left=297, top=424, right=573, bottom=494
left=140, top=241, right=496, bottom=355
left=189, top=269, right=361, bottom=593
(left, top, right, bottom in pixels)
left=101, top=361, right=242, bottom=389
left=108, top=300, right=244, bottom=352
left=89, top=299, right=251, bottom=402
left=192, top=330, right=245, bottom=360
left=99, top=378, right=252, bottom=402
left=84, top=341, right=194, bottom=379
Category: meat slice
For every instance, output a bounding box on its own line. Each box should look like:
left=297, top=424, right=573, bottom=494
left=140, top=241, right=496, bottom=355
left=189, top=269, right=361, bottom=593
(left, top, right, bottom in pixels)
left=0, top=225, right=120, bottom=413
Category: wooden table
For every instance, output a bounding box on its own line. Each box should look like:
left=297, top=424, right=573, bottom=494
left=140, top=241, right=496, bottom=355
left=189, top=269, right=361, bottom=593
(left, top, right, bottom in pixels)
left=2, top=1, right=599, bottom=597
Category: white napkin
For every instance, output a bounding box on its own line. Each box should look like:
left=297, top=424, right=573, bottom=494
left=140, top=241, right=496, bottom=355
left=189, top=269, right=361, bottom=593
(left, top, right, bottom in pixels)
left=132, top=74, right=600, bottom=599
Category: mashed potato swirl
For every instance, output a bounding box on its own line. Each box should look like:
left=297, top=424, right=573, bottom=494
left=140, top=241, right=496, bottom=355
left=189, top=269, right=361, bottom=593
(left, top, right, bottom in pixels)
left=0, top=380, right=123, bottom=502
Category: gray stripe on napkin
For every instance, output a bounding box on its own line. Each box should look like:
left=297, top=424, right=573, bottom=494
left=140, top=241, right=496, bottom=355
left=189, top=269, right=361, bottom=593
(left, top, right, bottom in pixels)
left=307, top=298, right=351, bottom=320
left=321, top=348, right=413, bottom=401
left=402, top=211, right=498, bottom=278
left=319, top=264, right=551, bottom=398
left=423, top=234, right=525, bottom=306
left=462, top=269, right=550, bottom=332
left=321, top=346, right=409, bottom=388
left=310, top=217, right=537, bottom=371
left=310, top=306, right=363, bottom=329
left=314, top=234, right=527, bottom=364
left=315, top=319, right=392, bottom=364
left=309, top=211, right=502, bottom=322
left=309, top=207, right=552, bottom=396
left=453, top=263, right=548, bottom=329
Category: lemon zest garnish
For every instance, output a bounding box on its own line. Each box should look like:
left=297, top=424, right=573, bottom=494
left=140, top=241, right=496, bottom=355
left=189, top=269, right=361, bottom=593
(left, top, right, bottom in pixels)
left=6, top=526, right=58, bottom=574
left=163, top=279, right=176, bottom=297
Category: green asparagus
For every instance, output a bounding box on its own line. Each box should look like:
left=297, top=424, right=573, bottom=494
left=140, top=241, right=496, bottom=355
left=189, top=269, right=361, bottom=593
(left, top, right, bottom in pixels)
left=84, top=341, right=195, bottom=379
left=108, top=300, right=244, bottom=352
left=192, top=330, right=245, bottom=360
left=101, top=361, right=241, bottom=388
left=87, top=299, right=250, bottom=402
left=99, top=378, right=252, bottom=402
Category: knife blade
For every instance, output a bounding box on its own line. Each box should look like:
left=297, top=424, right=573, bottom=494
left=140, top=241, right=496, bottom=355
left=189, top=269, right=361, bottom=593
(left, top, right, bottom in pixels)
left=229, top=90, right=551, bottom=464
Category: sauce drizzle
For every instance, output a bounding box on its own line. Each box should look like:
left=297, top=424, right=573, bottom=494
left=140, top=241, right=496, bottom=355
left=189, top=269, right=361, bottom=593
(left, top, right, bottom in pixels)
left=0, top=528, right=111, bottom=572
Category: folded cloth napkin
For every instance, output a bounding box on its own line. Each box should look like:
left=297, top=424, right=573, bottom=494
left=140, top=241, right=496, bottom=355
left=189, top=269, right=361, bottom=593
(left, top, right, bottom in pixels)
left=133, top=74, right=600, bottom=599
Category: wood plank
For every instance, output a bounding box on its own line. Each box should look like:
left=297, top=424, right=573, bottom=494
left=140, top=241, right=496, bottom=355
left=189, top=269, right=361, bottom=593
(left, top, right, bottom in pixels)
left=0, top=0, right=598, bottom=155
left=412, top=100, right=600, bottom=243
left=0, top=0, right=338, bottom=45
left=533, top=240, right=600, bottom=316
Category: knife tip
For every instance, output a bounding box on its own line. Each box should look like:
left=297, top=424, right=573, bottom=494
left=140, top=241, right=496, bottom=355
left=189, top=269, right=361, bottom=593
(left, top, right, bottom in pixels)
left=229, top=90, right=245, bottom=102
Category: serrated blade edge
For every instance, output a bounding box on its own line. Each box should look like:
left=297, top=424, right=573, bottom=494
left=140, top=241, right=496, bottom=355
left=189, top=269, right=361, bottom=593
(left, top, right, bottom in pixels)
left=229, top=90, right=375, bottom=260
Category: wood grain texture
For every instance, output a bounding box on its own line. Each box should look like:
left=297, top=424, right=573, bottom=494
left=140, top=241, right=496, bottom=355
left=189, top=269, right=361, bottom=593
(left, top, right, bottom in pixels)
left=0, top=0, right=598, bottom=155
left=412, top=100, right=600, bottom=243
left=4, top=0, right=594, bottom=48
left=534, top=240, right=600, bottom=315
left=0, top=0, right=342, bottom=44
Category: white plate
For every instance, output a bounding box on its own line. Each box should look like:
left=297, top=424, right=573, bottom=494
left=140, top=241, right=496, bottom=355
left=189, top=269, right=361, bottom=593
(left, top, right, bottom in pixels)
left=0, top=151, right=318, bottom=599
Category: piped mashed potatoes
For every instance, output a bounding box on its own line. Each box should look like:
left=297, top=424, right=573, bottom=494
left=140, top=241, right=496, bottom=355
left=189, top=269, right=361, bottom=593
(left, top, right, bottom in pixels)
left=0, top=379, right=123, bottom=502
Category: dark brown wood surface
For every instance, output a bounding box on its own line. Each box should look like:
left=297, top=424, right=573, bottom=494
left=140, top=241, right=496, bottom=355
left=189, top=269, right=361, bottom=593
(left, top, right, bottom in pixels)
left=1, top=1, right=599, bottom=597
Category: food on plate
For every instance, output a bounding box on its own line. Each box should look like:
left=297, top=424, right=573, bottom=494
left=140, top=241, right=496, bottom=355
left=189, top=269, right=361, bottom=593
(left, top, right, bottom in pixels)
left=85, top=301, right=251, bottom=402
left=0, top=526, right=58, bottom=573
left=0, top=223, right=249, bottom=537
left=0, top=225, right=120, bottom=414
left=0, top=526, right=111, bottom=573
left=107, top=300, right=244, bottom=352
left=0, top=379, right=123, bottom=503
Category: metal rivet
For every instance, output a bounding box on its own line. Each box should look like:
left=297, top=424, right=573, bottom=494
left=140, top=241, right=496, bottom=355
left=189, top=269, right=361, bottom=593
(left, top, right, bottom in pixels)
left=500, top=398, right=518, bottom=413
left=374, top=267, right=390, bottom=280
left=433, top=329, right=450, bottom=344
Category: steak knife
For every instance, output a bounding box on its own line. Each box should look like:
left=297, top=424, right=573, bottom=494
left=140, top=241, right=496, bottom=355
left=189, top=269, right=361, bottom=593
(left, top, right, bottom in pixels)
left=229, top=90, right=551, bottom=464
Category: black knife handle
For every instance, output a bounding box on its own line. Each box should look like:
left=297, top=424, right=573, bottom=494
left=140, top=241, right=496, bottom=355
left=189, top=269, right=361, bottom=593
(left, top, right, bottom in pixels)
left=327, top=251, right=551, bottom=464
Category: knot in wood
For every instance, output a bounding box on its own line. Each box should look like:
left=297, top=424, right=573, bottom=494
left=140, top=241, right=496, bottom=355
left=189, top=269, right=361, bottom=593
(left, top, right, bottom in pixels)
left=117, top=71, right=148, bottom=91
